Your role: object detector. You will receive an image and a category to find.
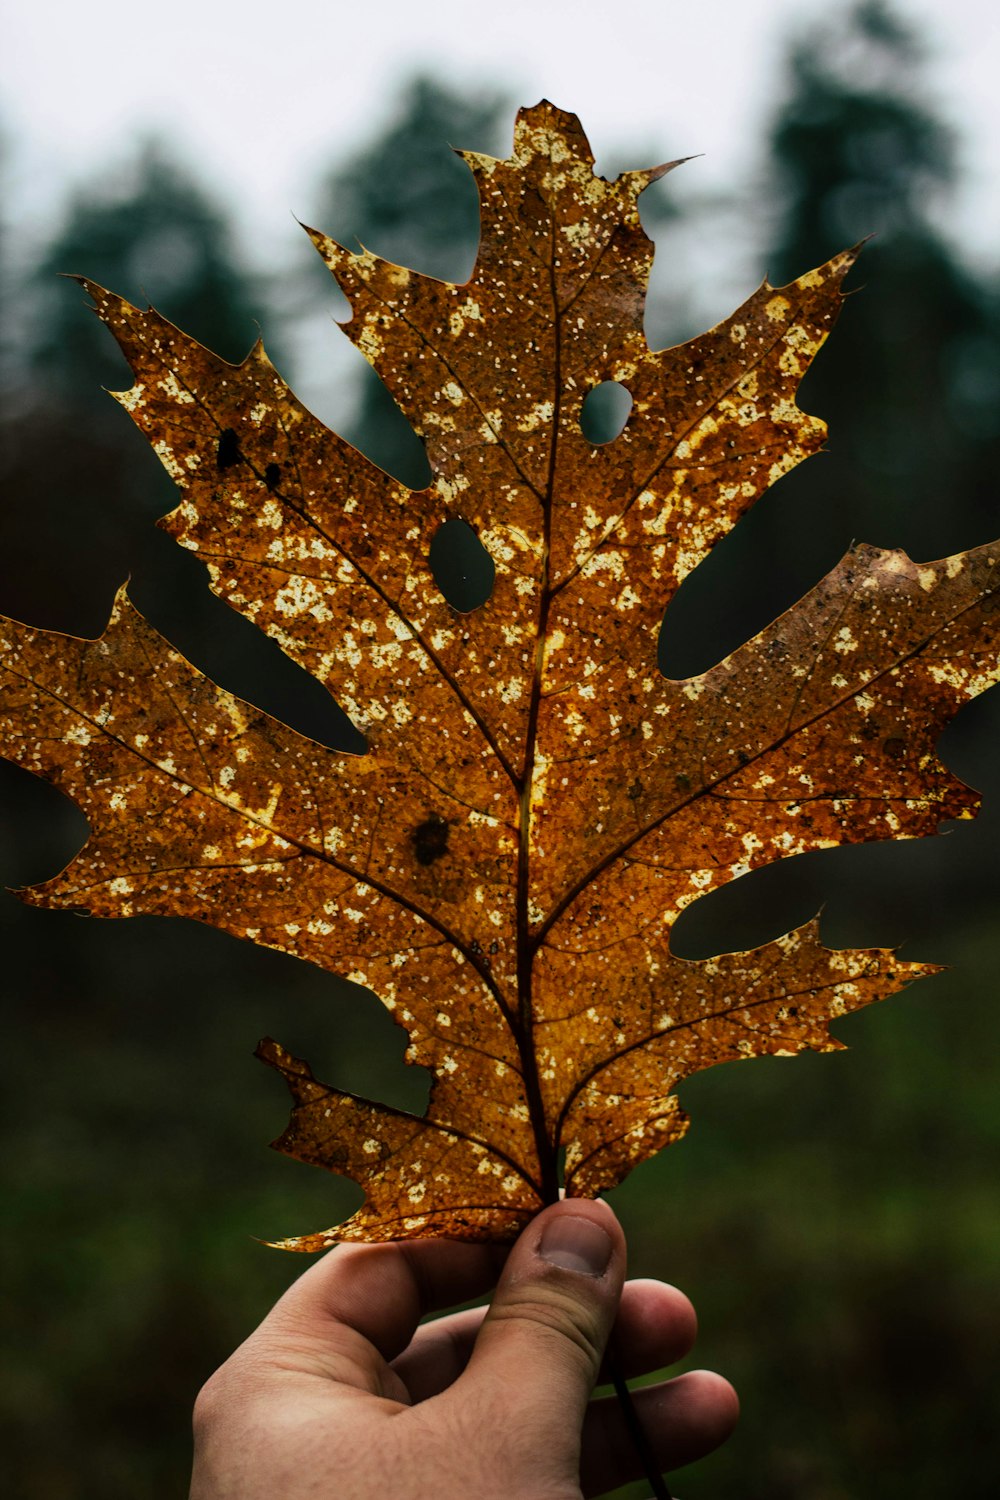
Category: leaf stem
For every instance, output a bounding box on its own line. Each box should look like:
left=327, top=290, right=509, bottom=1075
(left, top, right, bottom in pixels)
left=606, top=1353, right=673, bottom=1499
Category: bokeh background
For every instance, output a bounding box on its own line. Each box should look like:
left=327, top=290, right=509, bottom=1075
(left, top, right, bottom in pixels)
left=1, top=1, right=998, bottom=1495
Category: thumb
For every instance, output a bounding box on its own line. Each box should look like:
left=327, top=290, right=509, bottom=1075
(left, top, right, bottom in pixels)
left=460, top=1198, right=624, bottom=1463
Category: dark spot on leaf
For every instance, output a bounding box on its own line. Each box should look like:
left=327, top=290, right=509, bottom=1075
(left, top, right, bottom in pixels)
left=264, top=462, right=281, bottom=490
left=217, top=428, right=242, bottom=470
left=675, top=773, right=692, bottom=792
left=627, top=778, right=644, bottom=801
left=412, top=815, right=450, bottom=866
left=882, top=736, right=907, bottom=760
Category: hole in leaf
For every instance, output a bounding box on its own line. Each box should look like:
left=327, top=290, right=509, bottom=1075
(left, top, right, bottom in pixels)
left=668, top=856, right=822, bottom=961
left=580, top=381, right=633, bottom=445
left=429, top=518, right=495, bottom=613
left=343, top=368, right=433, bottom=489
left=657, top=495, right=831, bottom=680
left=131, top=533, right=366, bottom=754
left=0, top=759, right=89, bottom=890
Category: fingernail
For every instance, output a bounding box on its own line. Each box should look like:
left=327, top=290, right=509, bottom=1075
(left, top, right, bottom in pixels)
left=539, top=1214, right=613, bottom=1277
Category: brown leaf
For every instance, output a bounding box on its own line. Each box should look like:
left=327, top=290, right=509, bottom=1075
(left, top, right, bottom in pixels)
left=2, top=102, right=997, bottom=1245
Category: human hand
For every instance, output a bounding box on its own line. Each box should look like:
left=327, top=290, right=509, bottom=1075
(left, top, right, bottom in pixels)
left=190, top=1198, right=738, bottom=1498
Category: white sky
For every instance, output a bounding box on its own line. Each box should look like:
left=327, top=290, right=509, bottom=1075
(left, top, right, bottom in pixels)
left=3, top=0, right=998, bottom=276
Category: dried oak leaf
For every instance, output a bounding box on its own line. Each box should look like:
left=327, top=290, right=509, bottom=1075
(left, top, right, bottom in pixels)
left=2, top=103, right=998, bottom=1248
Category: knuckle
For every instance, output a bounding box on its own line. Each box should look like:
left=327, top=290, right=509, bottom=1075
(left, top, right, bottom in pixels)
left=190, top=1350, right=264, bottom=1439
left=491, top=1281, right=606, bottom=1376
left=191, top=1370, right=226, bottom=1438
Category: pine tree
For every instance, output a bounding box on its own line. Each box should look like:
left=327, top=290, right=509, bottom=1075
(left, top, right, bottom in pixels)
left=303, top=76, right=510, bottom=486
left=1, top=143, right=267, bottom=633
left=764, top=0, right=1000, bottom=563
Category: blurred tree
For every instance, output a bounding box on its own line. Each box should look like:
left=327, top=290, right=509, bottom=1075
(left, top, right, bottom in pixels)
left=0, top=138, right=343, bottom=746
left=658, top=16, right=1000, bottom=1492
left=303, top=76, right=510, bottom=486
left=31, top=138, right=265, bottom=397
left=0, top=140, right=268, bottom=635
left=764, top=0, right=1000, bottom=556
left=662, top=0, right=1000, bottom=926
left=0, top=139, right=355, bottom=1500
left=302, top=72, right=656, bottom=538
left=2, top=43, right=998, bottom=1500
left=665, top=0, right=1000, bottom=680
left=316, top=75, right=510, bottom=286
left=766, top=0, right=1000, bottom=908
left=769, top=0, right=952, bottom=269
left=0, top=131, right=15, bottom=399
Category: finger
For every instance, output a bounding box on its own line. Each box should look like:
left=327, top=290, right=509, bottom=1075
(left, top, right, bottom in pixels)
left=580, top=1369, right=740, bottom=1497
left=454, top=1198, right=625, bottom=1484
left=248, top=1235, right=508, bottom=1389
left=605, top=1278, right=698, bottom=1379
left=395, top=1278, right=696, bottom=1402
left=392, top=1305, right=487, bottom=1399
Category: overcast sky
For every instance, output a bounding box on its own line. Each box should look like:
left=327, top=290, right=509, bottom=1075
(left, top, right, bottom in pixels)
left=3, top=0, right=998, bottom=277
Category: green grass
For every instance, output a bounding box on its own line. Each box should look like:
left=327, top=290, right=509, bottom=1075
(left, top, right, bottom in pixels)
left=1, top=855, right=997, bottom=1497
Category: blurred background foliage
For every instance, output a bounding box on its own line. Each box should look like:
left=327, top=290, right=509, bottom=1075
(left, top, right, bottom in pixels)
left=0, top=1, right=997, bottom=1494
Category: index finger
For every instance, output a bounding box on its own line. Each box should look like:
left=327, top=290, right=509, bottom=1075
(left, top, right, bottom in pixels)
left=393, top=1277, right=697, bottom=1400
left=262, top=1234, right=510, bottom=1366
